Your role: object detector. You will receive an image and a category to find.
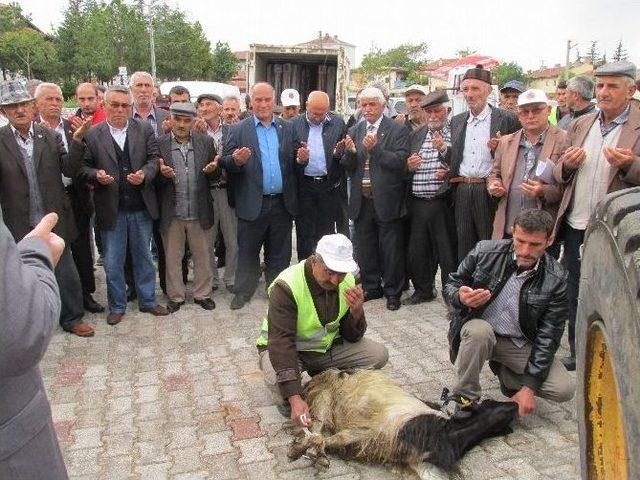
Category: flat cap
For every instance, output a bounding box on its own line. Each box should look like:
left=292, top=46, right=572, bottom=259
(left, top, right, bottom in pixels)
left=169, top=102, right=196, bottom=117
left=463, top=64, right=492, bottom=85
left=196, top=93, right=222, bottom=104
left=421, top=90, right=449, bottom=108
left=595, top=60, right=637, bottom=79
left=500, top=80, right=526, bottom=93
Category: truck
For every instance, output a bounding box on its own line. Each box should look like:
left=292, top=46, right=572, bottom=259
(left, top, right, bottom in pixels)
left=246, top=44, right=350, bottom=116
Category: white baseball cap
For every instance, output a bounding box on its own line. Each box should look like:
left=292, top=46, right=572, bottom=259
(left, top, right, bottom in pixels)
left=281, top=88, right=300, bottom=107
left=315, top=234, right=358, bottom=273
left=517, top=89, right=550, bottom=107
left=404, top=84, right=428, bottom=96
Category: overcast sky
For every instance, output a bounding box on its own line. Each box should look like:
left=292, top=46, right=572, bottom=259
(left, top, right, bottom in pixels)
left=18, top=0, right=640, bottom=72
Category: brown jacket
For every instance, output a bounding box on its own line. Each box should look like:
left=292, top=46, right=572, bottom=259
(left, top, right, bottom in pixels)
left=489, top=125, right=566, bottom=240
left=553, top=106, right=640, bottom=236
left=260, top=259, right=366, bottom=398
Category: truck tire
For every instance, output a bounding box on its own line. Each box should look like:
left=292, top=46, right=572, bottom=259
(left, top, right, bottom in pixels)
left=577, top=187, right=640, bottom=479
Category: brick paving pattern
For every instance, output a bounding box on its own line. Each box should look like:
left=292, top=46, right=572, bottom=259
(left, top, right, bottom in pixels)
left=42, top=267, right=580, bottom=479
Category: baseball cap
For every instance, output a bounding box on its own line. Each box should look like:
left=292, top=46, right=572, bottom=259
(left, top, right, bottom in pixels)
left=281, top=88, right=300, bottom=107
left=517, top=89, right=549, bottom=107
left=315, top=234, right=358, bottom=273
left=500, top=80, right=526, bottom=93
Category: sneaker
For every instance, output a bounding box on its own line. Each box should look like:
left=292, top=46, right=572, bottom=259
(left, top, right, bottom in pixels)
left=440, top=388, right=475, bottom=419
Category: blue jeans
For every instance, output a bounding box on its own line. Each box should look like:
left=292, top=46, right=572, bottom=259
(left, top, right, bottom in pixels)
left=101, top=210, right=157, bottom=313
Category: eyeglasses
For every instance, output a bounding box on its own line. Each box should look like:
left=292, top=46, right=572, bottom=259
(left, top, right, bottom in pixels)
left=518, top=106, right=547, bottom=116
left=318, top=260, right=347, bottom=280
left=108, top=101, right=131, bottom=109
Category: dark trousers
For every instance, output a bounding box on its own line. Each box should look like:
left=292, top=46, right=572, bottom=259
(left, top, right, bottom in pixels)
left=55, top=246, right=85, bottom=331
left=235, top=195, right=293, bottom=299
left=336, top=181, right=350, bottom=237
left=296, top=176, right=339, bottom=260
left=454, top=183, right=496, bottom=262
left=68, top=187, right=96, bottom=295
left=354, top=197, right=405, bottom=298
left=407, top=196, right=457, bottom=295
left=562, top=223, right=584, bottom=358
left=152, top=219, right=167, bottom=293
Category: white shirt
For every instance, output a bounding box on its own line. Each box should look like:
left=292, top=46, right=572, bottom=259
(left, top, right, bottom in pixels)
left=459, top=103, right=493, bottom=178
left=10, top=123, right=35, bottom=158
left=108, top=121, right=128, bottom=151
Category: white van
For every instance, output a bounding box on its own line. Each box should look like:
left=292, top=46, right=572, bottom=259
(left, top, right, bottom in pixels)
left=159, top=81, right=243, bottom=109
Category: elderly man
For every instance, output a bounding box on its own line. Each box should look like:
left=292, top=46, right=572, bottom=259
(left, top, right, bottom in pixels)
left=0, top=211, right=69, bottom=479
left=441, top=65, right=520, bottom=262
left=292, top=90, right=347, bottom=259
left=130, top=72, right=169, bottom=136
left=557, top=76, right=596, bottom=130
left=488, top=89, right=566, bottom=240
left=34, top=82, right=105, bottom=314
left=396, top=84, right=427, bottom=131
left=257, top=233, right=388, bottom=426
left=443, top=209, right=574, bottom=418
left=74, top=83, right=107, bottom=125
left=499, top=80, right=526, bottom=113
left=0, top=80, right=94, bottom=336
left=221, top=96, right=241, bottom=125
left=280, top=88, right=301, bottom=120
left=553, top=60, right=640, bottom=371
left=405, top=90, right=457, bottom=305
left=80, top=85, right=168, bottom=325
left=341, top=87, right=410, bottom=310
left=221, top=82, right=302, bottom=310
left=156, top=103, right=219, bottom=312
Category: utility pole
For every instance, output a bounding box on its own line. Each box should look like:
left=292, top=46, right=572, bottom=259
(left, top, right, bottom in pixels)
left=565, top=40, right=577, bottom=80
left=140, top=0, right=157, bottom=80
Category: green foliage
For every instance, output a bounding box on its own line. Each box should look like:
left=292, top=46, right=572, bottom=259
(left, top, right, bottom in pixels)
left=0, top=28, right=56, bottom=79
left=360, top=43, right=428, bottom=81
left=613, top=40, right=628, bottom=62
left=494, top=62, right=528, bottom=87
left=210, top=41, right=237, bottom=82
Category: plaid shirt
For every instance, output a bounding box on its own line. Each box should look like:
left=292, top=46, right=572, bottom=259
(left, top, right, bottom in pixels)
left=411, top=124, right=451, bottom=199
left=599, top=105, right=630, bottom=137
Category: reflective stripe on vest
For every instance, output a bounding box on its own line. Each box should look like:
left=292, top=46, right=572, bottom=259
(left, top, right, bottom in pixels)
left=256, top=260, right=355, bottom=353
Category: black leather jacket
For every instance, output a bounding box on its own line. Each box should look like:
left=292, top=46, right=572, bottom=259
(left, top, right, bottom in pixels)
left=444, top=240, right=568, bottom=390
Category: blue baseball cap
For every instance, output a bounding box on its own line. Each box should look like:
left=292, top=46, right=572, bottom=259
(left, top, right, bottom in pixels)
left=500, top=80, right=526, bottom=93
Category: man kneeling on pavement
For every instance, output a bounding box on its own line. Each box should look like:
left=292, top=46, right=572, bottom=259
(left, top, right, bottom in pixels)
left=443, top=209, right=575, bottom=418
left=257, top=233, right=389, bottom=426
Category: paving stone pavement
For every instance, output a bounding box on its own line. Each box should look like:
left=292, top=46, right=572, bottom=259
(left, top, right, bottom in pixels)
left=42, top=267, right=581, bottom=480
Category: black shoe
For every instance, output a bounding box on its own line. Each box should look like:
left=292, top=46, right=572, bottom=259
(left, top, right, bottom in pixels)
left=364, top=289, right=383, bottom=302
left=276, top=402, right=291, bottom=418
left=386, top=296, right=401, bottom=311
left=230, top=294, right=247, bottom=310
left=167, top=300, right=185, bottom=313
left=83, top=294, right=105, bottom=313
left=401, top=291, right=436, bottom=306
left=226, top=284, right=235, bottom=293
left=562, top=355, right=576, bottom=371
left=195, top=297, right=216, bottom=310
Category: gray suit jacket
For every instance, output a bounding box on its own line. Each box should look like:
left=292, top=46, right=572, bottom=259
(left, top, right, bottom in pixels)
left=0, top=207, right=68, bottom=479
left=156, top=132, right=219, bottom=232
left=0, top=123, right=82, bottom=242
left=80, top=118, right=160, bottom=231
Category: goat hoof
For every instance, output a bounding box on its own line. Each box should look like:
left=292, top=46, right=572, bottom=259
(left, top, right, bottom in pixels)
left=314, top=455, right=330, bottom=471
left=287, top=443, right=306, bottom=461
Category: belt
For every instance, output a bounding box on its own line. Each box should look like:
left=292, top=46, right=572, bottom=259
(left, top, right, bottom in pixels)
left=304, top=175, right=327, bottom=182
left=263, top=193, right=283, bottom=199
left=449, top=176, right=486, bottom=184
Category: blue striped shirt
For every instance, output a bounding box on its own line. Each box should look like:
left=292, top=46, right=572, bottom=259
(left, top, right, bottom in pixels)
left=254, top=115, right=283, bottom=194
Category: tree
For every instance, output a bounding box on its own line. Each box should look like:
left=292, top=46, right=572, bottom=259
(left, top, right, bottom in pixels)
left=494, top=61, right=527, bottom=87
left=613, top=40, right=628, bottom=62
left=586, top=41, right=601, bottom=65
left=0, top=28, right=56, bottom=79
left=360, top=43, right=428, bottom=82
left=210, top=41, right=237, bottom=82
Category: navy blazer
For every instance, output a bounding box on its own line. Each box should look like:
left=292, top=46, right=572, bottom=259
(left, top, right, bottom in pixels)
left=291, top=112, right=347, bottom=188
left=80, top=118, right=160, bottom=231
left=341, top=116, right=410, bottom=222
left=220, top=115, right=300, bottom=221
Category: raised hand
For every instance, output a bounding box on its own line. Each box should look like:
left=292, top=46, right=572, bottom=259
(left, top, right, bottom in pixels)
left=95, top=169, right=114, bottom=185
left=232, top=147, right=251, bottom=166
left=158, top=158, right=176, bottom=179
left=126, top=169, right=145, bottom=185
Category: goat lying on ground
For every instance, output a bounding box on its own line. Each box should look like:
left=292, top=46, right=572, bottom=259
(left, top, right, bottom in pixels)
left=288, top=369, right=518, bottom=479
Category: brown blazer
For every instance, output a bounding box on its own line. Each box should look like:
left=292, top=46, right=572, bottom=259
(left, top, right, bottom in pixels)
left=0, top=122, right=82, bottom=242
left=553, top=106, right=640, bottom=236
left=489, top=125, right=566, bottom=240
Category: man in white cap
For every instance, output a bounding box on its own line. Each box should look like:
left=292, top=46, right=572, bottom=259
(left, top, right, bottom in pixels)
left=396, top=84, right=428, bottom=131
left=488, top=89, right=565, bottom=241
left=280, top=88, right=301, bottom=120
left=256, top=233, right=389, bottom=426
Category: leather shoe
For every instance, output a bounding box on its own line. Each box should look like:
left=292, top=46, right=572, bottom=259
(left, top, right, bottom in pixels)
left=386, top=296, right=401, bottom=311
left=140, top=305, right=169, bottom=316
left=83, top=294, right=105, bottom=313
left=402, top=291, right=436, bottom=306
left=167, top=300, right=185, bottom=313
left=195, top=297, right=216, bottom=310
left=364, top=290, right=383, bottom=302
left=69, top=323, right=95, bottom=337
left=230, top=294, right=247, bottom=310
left=561, top=355, right=576, bottom=371
left=106, top=312, right=124, bottom=325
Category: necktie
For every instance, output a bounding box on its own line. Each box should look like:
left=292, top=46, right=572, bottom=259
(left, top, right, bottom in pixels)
left=362, top=125, right=375, bottom=199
